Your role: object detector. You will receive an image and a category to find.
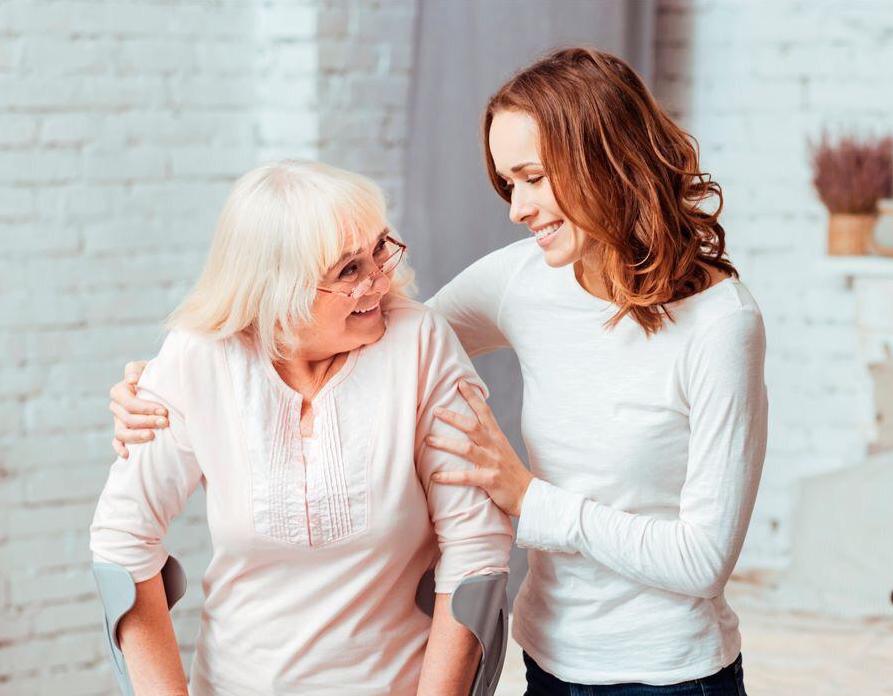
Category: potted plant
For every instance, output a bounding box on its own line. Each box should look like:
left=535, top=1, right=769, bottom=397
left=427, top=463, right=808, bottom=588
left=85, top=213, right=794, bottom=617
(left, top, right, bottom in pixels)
left=809, top=131, right=893, bottom=256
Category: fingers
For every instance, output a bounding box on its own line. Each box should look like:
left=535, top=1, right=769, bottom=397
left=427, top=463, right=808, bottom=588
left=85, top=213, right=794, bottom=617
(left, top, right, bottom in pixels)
left=430, top=470, right=486, bottom=487
left=426, top=435, right=476, bottom=460
left=433, top=407, right=478, bottom=436
left=124, top=360, right=149, bottom=384
left=457, top=379, right=496, bottom=428
left=109, top=400, right=168, bottom=430
left=109, top=380, right=167, bottom=417
left=113, top=438, right=130, bottom=459
left=114, top=415, right=156, bottom=445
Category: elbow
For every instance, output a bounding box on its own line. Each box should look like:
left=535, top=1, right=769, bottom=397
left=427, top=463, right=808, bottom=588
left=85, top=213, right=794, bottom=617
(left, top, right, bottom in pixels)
left=687, top=565, right=732, bottom=599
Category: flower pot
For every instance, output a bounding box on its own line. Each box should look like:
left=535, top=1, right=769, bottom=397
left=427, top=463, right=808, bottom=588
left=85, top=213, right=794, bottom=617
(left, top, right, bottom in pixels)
left=872, top=199, right=893, bottom=257
left=827, top=213, right=877, bottom=256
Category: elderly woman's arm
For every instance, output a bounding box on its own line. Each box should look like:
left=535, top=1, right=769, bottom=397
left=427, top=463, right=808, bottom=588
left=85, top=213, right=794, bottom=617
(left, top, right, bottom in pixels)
left=413, top=309, right=514, bottom=693
left=91, top=333, right=202, bottom=694
left=116, top=574, right=188, bottom=695
left=416, top=594, right=481, bottom=695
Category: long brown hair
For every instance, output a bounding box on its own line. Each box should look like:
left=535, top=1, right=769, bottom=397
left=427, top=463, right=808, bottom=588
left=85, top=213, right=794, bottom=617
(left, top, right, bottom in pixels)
left=483, top=47, right=736, bottom=334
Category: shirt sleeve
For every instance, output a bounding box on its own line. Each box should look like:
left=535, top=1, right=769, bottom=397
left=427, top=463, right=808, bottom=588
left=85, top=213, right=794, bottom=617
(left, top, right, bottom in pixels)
left=425, top=244, right=521, bottom=358
left=90, top=332, right=204, bottom=583
left=414, top=310, right=514, bottom=593
left=516, top=309, right=769, bottom=599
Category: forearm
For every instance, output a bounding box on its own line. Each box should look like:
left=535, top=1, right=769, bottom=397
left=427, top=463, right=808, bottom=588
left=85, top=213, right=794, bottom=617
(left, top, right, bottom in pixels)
left=416, top=593, right=481, bottom=696
left=118, top=573, right=188, bottom=696
left=517, top=479, right=743, bottom=598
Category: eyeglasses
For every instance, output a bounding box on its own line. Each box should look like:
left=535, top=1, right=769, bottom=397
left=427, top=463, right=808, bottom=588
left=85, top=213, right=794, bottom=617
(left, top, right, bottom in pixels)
left=317, top=235, right=407, bottom=300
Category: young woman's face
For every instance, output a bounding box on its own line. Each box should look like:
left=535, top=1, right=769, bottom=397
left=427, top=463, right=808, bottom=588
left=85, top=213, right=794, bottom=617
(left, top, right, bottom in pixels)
left=488, top=110, right=589, bottom=267
left=295, top=230, right=391, bottom=360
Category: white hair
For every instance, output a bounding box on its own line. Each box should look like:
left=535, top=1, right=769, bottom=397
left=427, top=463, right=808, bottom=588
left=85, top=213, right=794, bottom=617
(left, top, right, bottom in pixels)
left=167, top=160, right=415, bottom=360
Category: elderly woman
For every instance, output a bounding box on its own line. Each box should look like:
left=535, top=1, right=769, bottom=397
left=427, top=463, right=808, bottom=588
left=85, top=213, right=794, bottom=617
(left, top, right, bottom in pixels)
left=89, top=160, right=513, bottom=696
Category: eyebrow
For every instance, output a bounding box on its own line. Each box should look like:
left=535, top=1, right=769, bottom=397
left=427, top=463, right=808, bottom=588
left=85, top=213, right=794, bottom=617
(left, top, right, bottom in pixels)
left=336, top=228, right=390, bottom=265
left=496, top=161, right=542, bottom=178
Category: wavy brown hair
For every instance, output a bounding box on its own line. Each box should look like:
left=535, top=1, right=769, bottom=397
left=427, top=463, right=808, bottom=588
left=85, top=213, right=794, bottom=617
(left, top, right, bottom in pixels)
left=483, top=47, right=736, bottom=334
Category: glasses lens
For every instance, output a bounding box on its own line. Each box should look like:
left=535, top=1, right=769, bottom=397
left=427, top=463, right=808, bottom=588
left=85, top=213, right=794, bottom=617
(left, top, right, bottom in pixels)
left=380, top=243, right=404, bottom=274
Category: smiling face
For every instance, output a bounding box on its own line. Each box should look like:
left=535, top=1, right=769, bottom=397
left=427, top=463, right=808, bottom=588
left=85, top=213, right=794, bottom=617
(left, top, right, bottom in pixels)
left=488, top=110, right=589, bottom=268
left=292, top=229, right=392, bottom=361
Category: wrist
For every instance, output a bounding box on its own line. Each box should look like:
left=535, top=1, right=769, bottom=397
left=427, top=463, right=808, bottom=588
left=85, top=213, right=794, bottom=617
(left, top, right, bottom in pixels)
left=513, top=471, right=534, bottom=517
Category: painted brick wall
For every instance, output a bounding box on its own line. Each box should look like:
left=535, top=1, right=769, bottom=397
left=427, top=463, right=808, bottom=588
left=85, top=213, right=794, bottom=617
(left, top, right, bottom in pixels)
left=653, top=0, right=893, bottom=572
left=0, top=0, right=327, bottom=692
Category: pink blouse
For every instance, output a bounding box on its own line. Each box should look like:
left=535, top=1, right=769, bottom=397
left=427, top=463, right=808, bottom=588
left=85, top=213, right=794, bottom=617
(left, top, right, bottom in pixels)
left=90, top=298, right=513, bottom=695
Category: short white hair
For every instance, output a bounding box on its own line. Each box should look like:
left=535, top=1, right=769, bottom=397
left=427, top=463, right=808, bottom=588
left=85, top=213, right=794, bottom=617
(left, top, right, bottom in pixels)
left=167, top=160, right=415, bottom=360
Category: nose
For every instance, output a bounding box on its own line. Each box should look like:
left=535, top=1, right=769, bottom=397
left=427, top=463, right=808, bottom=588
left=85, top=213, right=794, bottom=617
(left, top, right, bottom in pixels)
left=509, top=188, right=536, bottom=225
left=358, top=270, right=390, bottom=299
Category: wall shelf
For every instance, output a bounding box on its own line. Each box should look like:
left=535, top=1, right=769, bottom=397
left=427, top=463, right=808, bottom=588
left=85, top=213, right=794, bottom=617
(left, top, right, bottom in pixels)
left=818, top=256, right=893, bottom=278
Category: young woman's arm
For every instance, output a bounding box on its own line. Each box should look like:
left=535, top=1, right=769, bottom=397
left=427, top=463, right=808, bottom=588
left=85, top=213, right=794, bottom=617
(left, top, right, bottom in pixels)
left=106, top=241, right=529, bottom=457
left=416, top=594, right=481, bottom=696
left=432, top=309, right=768, bottom=599
left=425, top=239, right=530, bottom=358
left=116, top=573, right=188, bottom=696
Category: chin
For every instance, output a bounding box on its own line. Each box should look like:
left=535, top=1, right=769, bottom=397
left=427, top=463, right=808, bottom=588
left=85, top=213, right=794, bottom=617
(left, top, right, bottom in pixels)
left=357, top=315, right=387, bottom=346
left=542, top=247, right=578, bottom=268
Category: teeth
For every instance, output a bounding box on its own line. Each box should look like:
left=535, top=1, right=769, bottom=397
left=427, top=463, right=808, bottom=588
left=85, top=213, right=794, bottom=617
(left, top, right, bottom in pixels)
left=535, top=222, right=562, bottom=239
left=352, top=303, right=380, bottom=315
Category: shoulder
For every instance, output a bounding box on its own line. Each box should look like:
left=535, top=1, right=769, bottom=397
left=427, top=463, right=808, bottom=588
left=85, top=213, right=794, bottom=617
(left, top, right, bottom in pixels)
left=671, top=278, right=763, bottom=337
left=473, top=236, right=541, bottom=277
left=152, top=329, right=220, bottom=366
left=673, top=280, right=766, bottom=380
left=140, top=329, right=223, bottom=401
left=384, top=296, right=456, bottom=341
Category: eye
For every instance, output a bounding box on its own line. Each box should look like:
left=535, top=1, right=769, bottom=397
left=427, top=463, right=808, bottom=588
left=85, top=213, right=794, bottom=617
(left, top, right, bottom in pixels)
left=372, top=237, right=388, bottom=258
left=339, top=262, right=359, bottom=280
left=527, top=175, right=544, bottom=185
left=500, top=178, right=514, bottom=193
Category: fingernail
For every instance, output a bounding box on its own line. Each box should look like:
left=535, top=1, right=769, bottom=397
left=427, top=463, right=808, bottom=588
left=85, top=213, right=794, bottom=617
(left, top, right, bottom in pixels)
left=127, top=374, right=138, bottom=383
left=431, top=474, right=442, bottom=482
left=142, top=432, right=152, bottom=440
left=154, top=409, right=166, bottom=416
left=433, top=408, right=444, bottom=417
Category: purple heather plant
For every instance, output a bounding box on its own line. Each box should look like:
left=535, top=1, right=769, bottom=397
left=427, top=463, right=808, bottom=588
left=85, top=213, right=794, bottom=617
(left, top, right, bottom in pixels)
left=809, top=132, right=893, bottom=214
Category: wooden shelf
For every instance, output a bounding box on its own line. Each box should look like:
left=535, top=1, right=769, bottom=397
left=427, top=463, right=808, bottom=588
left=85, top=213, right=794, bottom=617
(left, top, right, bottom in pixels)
left=817, top=256, right=893, bottom=278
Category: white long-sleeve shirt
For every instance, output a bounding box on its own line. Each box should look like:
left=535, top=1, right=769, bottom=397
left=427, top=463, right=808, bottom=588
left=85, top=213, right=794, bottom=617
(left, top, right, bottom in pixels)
left=90, top=298, right=512, bottom=695
left=428, top=237, right=768, bottom=685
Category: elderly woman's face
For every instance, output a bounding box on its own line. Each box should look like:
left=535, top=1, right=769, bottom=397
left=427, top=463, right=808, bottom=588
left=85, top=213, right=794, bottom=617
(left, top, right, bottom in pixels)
left=295, top=229, right=391, bottom=359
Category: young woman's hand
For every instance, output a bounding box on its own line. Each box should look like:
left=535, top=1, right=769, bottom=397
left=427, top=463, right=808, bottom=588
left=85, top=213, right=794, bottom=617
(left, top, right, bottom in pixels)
left=427, top=380, right=533, bottom=517
left=109, top=360, right=168, bottom=459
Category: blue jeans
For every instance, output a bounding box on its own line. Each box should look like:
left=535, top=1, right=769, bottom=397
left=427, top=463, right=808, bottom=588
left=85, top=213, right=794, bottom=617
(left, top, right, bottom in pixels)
left=523, top=653, right=747, bottom=696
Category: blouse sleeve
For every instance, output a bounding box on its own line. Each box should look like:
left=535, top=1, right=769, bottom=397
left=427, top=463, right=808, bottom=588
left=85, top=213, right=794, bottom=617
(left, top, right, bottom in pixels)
left=425, top=244, right=521, bottom=358
left=414, top=310, right=514, bottom=593
left=516, top=309, right=769, bottom=599
left=90, top=332, right=204, bottom=583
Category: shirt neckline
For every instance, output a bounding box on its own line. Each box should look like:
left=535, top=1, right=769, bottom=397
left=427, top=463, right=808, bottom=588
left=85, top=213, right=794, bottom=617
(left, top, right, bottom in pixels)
left=258, top=340, right=361, bottom=404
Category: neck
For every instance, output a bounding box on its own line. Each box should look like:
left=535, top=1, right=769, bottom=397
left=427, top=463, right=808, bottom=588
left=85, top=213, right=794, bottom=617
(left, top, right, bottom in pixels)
left=275, top=351, right=347, bottom=400
left=574, top=250, right=612, bottom=301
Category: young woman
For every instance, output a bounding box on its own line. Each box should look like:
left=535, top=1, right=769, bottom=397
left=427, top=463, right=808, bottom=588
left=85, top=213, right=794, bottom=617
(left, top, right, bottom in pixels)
left=91, top=160, right=512, bottom=696
left=109, top=48, right=766, bottom=695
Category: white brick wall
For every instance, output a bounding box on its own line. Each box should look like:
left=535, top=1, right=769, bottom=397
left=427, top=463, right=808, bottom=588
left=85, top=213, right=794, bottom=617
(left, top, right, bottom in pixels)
left=654, top=0, right=893, bottom=572
left=0, top=0, right=378, bottom=691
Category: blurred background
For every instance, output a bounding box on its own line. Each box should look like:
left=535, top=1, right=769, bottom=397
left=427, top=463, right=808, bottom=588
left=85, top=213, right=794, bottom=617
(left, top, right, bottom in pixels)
left=1, top=0, right=893, bottom=694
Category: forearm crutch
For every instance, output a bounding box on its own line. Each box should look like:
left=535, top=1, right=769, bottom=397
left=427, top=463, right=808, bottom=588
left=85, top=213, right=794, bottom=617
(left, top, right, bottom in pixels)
left=416, top=569, right=510, bottom=696
left=93, top=556, right=187, bottom=696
